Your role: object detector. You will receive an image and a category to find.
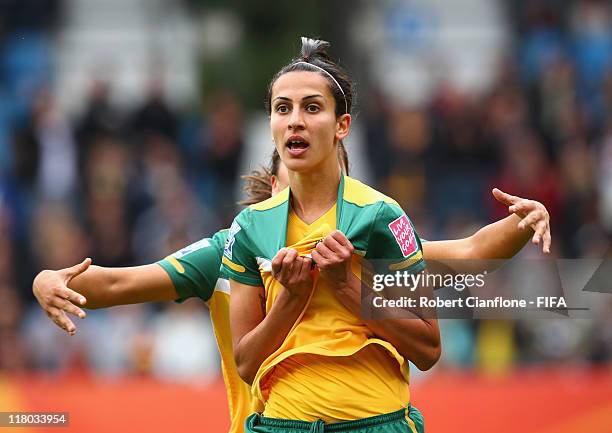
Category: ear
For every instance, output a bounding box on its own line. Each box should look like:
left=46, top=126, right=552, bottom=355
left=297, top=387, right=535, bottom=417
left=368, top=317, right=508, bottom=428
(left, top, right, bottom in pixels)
left=335, top=114, right=352, bottom=142
left=270, top=175, right=279, bottom=194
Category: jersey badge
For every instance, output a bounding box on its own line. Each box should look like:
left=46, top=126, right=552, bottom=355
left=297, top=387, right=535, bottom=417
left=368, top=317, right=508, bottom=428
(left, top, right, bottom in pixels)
left=388, top=214, right=417, bottom=258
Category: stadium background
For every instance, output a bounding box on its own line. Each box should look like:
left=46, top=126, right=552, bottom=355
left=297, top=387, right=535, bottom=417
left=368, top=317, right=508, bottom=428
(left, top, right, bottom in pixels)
left=0, top=0, right=611, bottom=431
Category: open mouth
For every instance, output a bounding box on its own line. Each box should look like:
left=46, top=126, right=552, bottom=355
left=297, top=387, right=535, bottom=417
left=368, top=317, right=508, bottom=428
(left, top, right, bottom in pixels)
left=286, top=136, right=310, bottom=155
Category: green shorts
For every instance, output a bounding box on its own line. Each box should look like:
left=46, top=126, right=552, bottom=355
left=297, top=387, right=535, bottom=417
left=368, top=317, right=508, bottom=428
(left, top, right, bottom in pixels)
left=244, top=405, right=424, bottom=433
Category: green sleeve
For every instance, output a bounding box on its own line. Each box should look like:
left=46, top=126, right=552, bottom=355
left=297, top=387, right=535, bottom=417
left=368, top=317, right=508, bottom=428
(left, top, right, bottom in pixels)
left=366, top=202, right=425, bottom=274
left=157, top=231, right=226, bottom=302
left=220, top=212, right=263, bottom=287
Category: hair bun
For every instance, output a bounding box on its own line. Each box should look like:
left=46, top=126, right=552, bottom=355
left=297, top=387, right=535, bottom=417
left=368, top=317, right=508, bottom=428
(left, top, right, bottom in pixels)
left=300, top=37, right=332, bottom=62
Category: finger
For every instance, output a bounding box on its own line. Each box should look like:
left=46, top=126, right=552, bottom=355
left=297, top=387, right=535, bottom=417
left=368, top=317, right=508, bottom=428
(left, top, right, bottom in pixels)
left=492, top=188, right=520, bottom=206
left=311, top=250, right=325, bottom=267
left=296, top=257, right=313, bottom=280
left=47, top=307, right=77, bottom=334
left=531, top=220, right=548, bottom=246
left=302, top=257, right=314, bottom=273
left=322, top=234, right=345, bottom=254
left=57, top=287, right=87, bottom=307
left=329, top=230, right=353, bottom=249
left=508, top=200, right=535, bottom=215
left=325, top=235, right=354, bottom=261
left=279, top=249, right=298, bottom=281
left=315, top=241, right=335, bottom=260
left=272, top=249, right=288, bottom=275
left=58, top=298, right=87, bottom=319
left=543, top=227, right=552, bottom=253
left=517, top=209, right=542, bottom=229
left=65, top=258, right=92, bottom=282
left=328, top=231, right=354, bottom=256
left=282, top=248, right=298, bottom=265
left=518, top=210, right=543, bottom=230
left=533, top=219, right=547, bottom=240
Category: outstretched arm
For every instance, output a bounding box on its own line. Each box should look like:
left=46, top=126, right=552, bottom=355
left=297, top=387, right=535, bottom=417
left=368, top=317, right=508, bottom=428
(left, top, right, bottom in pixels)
left=422, top=188, right=551, bottom=272
left=33, top=260, right=176, bottom=335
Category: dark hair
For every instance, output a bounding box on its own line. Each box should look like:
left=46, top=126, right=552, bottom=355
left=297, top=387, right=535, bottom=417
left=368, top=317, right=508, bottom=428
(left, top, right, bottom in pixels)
left=239, top=166, right=272, bottom=206
left=266, top=37, right=354, bottom=117
left=240, top=142, right=350, bottom=206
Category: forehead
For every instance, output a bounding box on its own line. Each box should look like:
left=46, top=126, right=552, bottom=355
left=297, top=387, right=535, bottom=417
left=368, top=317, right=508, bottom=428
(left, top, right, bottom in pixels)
left=271, top=71, right=334, bottom=101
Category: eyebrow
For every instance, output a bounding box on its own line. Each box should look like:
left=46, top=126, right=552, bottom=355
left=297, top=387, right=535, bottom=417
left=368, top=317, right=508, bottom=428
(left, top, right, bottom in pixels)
left=272, top=94, right=324, bottom=103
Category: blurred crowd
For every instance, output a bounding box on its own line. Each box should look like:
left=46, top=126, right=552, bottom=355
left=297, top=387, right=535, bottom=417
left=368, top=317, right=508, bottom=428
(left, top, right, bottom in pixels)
left=363, top=0, right=612, bottom=371
left=0, top=0, right=611, bottom=380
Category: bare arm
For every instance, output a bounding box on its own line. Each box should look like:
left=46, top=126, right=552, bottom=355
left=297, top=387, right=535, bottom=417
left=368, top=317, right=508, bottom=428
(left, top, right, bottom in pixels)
left=335, top=270, right=441, bottom=370
left=422, top=188, right=551, bottom=273
left=423, top=214, right=529, bottom=260
left=231, top=249, right=313, bottom=385
left=313, top=231, right=441, bottom=371
left=33, top=259, right=177, bottom=335
left=365, top=314, right=440, bottom=371
left=69, top=264, right=176, bottom=308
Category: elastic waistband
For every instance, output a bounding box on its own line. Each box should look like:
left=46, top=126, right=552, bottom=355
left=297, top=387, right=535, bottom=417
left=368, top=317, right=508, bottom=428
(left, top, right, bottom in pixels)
left=248, top=406, right=408, bottom=432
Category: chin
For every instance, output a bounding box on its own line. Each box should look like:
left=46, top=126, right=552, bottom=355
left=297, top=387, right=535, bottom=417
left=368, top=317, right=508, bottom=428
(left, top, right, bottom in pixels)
left=283, top=156, right=313, bottom=173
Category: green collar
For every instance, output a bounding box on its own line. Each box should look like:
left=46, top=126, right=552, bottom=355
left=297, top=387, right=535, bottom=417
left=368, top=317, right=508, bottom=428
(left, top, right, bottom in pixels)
left=277, top=173, right=346, bottom=249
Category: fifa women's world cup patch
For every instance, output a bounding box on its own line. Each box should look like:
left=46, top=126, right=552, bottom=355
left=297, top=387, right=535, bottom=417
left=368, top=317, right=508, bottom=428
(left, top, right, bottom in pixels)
left=388, top=214, right=417, bottom=257
left=224, top=221, right=242, bottom=260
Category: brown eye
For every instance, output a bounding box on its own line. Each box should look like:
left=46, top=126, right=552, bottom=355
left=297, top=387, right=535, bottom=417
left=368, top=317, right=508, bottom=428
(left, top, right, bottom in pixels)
left=306, top=104, right=320, bottom=113
left=275, top=104, right=290, bottom=114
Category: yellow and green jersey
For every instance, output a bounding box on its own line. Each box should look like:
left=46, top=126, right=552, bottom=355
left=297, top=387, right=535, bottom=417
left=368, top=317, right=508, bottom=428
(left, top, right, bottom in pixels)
left=221, top=175, right=425, bottom=421
left=157, top=230, right=255, bottom=433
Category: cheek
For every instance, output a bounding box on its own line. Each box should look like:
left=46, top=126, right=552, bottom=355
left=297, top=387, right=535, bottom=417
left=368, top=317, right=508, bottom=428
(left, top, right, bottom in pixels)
left=314, top=117, right=338, bottom=142
left=270, top=117, right=284, bottom=138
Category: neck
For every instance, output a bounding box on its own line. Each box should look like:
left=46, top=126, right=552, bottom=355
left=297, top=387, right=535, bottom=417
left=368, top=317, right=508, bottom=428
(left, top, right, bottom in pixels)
left=289, top=155, right=341, bottom=224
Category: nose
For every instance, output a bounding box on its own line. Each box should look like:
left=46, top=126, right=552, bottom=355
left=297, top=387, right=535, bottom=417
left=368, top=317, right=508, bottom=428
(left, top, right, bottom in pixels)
left=288, top=108, right=305, bottom=130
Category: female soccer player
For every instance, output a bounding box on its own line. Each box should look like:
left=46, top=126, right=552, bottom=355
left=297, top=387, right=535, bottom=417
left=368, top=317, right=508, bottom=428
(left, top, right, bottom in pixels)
left=221, top=37, right=540, bottom=432
left=223, top=38, right=431, bottom=433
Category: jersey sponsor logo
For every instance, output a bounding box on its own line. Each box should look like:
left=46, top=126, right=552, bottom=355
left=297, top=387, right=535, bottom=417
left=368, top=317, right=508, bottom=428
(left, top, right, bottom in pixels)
left=388, top=214, right=417, bottom=258
left=172, top=238, right=211, bottom=259
left=224, top=221, right=242, bottom=260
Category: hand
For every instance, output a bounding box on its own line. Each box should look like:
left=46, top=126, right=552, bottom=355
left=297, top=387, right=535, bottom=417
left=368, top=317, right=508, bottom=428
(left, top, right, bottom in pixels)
left=32, top=258, right=91, bottom=335
left=311, top=230, right=355, bottom=287
left=271, top=248, right=314, bottom=299
left=493, top=188, right=551, bottom=253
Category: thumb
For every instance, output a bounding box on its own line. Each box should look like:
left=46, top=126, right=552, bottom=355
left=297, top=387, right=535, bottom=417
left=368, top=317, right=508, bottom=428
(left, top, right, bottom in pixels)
left=65, top=258, right=92, bottom=282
